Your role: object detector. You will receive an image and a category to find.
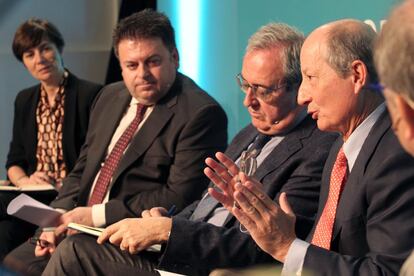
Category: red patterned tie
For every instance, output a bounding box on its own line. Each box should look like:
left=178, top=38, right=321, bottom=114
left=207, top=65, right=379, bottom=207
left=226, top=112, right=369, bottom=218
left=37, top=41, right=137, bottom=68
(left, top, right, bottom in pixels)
left=311, top=147, right=348, bottom=249
left=88, top=104, right=147, bottom=206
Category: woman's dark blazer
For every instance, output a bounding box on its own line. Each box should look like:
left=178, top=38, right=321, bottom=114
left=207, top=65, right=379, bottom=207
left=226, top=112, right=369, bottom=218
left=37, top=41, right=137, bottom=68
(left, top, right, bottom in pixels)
left=5, top=71, right=102, bottom=176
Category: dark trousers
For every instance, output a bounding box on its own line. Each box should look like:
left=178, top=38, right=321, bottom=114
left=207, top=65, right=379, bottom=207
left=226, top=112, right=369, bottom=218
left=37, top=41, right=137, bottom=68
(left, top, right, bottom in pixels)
left=0, top=191, right=56, bottom=262
left=5, top=234, right=160, bottom=276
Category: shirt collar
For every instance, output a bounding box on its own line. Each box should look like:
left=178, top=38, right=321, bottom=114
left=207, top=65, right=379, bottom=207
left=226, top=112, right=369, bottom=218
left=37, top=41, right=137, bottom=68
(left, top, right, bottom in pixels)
left=343, top=103, right=386, bottom=171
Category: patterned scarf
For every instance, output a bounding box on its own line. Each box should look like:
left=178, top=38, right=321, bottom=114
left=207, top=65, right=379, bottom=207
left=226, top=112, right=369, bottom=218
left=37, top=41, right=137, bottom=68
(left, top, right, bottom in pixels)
left=35, top=72, right=67, bottom=185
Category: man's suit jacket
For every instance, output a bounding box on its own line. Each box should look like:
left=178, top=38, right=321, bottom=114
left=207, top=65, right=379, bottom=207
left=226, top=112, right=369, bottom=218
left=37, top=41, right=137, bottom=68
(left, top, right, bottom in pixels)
left=304, top=111, right=414, bottom=275
left=50, top=73, right=228, bottom=225
left=159, top=115, right=338, bottom=275
left=6, top=71, right=102, bottom=174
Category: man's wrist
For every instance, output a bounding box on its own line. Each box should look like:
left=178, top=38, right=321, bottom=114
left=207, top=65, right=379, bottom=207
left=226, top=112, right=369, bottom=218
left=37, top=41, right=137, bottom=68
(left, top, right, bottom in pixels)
left=272, top=236, right=296, bottom=263
left=160, top=217, right=173, bottom=242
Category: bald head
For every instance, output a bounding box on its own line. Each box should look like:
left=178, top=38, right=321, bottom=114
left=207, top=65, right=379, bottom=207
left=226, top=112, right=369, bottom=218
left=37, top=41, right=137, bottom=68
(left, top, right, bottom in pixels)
left=375, top=0, right=414, bottom=101
left=305, top=19, right=378, bottom=82
left=298, top=19, right=382, bottom=139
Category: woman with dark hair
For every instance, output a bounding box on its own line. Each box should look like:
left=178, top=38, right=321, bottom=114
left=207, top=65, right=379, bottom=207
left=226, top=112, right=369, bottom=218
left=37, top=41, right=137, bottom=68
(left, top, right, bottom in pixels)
left=0, top=18, right=102, bottom=260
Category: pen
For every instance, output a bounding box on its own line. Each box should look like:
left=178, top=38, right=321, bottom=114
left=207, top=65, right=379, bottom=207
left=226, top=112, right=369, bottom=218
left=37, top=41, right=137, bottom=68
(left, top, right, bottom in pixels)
left=167, top=205, right=176, bottom=217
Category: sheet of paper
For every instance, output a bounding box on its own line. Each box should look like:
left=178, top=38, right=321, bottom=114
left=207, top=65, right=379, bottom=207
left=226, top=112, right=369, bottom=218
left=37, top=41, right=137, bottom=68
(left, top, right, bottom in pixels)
left=68, top=222, right=103, bottom=236
left=7, top=194, right=61, bottom=227
left=156, top=269, right=187, bottom=276
left=0, top=183, right=55, bottom=192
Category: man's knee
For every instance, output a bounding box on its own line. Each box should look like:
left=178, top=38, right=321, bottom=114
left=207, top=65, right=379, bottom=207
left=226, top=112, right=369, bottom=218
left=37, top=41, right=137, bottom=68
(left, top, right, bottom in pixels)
left=55, top=234, right=93, bottom=261
left=3, top=241, right=45, bottom=276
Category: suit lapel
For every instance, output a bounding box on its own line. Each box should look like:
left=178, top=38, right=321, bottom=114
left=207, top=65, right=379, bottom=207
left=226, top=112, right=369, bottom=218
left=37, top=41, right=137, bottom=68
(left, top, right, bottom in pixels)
left=62, top=73, right=77, bottom=140
left=111, top=102, right=174, bottom=183
left=223, top=116, right=315, bottom=225
left=190, top=125, right=258, bottom=221
left=225, top=125, right=258, bottom=160
left=61, top=73, right=77, bottom=162
left=27, top=86, right=41, bottom=165
left=256, top=116, right=315, bottom=193
left=331, top=111, right=390, bottom=240
left=86, top=88, right=131, bottom=181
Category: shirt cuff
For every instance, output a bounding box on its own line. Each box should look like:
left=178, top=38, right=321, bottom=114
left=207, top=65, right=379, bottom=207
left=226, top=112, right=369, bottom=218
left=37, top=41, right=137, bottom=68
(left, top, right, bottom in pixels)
left=282, top=238, right=310, bottom=276
left=91, top=203, right=106, bottom=227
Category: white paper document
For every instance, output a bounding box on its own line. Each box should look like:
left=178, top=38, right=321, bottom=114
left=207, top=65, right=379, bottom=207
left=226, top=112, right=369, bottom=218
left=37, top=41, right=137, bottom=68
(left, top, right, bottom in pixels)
left=156, top=270, right=187, bottom=276
left=0, top=183, right=55, bottom=192
left=68, top=222, right=104, bottom=236
left=7, top=194, right=61, bottom=227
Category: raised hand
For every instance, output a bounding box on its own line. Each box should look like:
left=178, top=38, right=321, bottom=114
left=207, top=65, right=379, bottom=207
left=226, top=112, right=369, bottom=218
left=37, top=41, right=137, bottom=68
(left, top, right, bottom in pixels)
left=231, top=173, right=296, bottom=262
left=204, top=152, right=240, bottom=208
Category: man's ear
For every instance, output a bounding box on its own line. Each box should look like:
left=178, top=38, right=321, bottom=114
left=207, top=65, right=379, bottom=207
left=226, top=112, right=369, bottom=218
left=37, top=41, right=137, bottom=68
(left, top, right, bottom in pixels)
left=350, top=60, right=367, bottom=95
left=396, top=95, right=414, bottom=141
left=171, top=48, right=179, bottom=69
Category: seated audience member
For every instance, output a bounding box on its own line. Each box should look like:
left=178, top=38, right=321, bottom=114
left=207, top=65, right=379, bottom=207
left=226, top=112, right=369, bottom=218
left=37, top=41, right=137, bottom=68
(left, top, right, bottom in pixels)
left=3, top=9, right=227, bottom=274
left=41, top=23, right=337, bottom=276
left=212, top=19, right=414, bottom=275
left=374, top=1, right=414, bottom=275
left=0, top=18, right=102, bottom=260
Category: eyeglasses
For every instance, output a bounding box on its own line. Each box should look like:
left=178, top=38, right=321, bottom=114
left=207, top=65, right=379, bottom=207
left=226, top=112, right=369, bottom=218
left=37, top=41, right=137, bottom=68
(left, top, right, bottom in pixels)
left=236, top=73, right=286, bottom=102
left=28, top=237, right=52, bottom=248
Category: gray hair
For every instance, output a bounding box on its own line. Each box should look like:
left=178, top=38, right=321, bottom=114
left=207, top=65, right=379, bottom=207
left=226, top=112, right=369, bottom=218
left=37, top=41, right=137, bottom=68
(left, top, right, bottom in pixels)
left=246, top=23, right=305, bottom=90
left=375, top=1, right=414, bottom=102
left=326, top=20, right=378, bottom=84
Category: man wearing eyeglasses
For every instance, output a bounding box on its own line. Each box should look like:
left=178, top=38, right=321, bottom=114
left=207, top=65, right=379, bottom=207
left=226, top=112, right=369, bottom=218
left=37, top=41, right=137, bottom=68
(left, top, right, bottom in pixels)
left=212, top=19, right=414, bottom=276
left=42, top=23, right=337, bottom=276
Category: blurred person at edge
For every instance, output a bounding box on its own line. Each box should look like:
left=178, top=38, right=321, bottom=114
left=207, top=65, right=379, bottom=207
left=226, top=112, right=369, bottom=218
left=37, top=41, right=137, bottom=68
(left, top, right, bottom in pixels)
left=374, top=1, right=414, bottom=275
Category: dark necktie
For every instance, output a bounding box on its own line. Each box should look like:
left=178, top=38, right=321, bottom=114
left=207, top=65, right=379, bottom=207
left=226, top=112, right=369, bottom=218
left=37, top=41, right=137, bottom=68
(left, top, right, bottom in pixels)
left=88, top=104, right=147, bottom=206
left=311, top=147, right=348, bottom=249
left=190, top=133, right=271, bottom=222
left=240, top=133, right=271, bottom=176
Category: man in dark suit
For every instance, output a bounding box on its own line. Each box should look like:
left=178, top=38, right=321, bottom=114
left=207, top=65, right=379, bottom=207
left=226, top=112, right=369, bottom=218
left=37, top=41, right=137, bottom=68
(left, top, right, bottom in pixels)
left=217, top=19, right=414, bottom=276
left=41, top=23, right=337, bottom=276
left=3, top=9, right=227, bottom=275
left=374, top=1, right=414, bottom=275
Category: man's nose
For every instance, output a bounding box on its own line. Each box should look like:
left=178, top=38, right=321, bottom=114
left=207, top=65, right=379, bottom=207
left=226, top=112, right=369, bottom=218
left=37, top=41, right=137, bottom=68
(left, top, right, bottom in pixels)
left=137, top=64, right=150, bottom=78
left=243, top=87, right=258, bottom=107
left=297, top=85, right=311, bottom=106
